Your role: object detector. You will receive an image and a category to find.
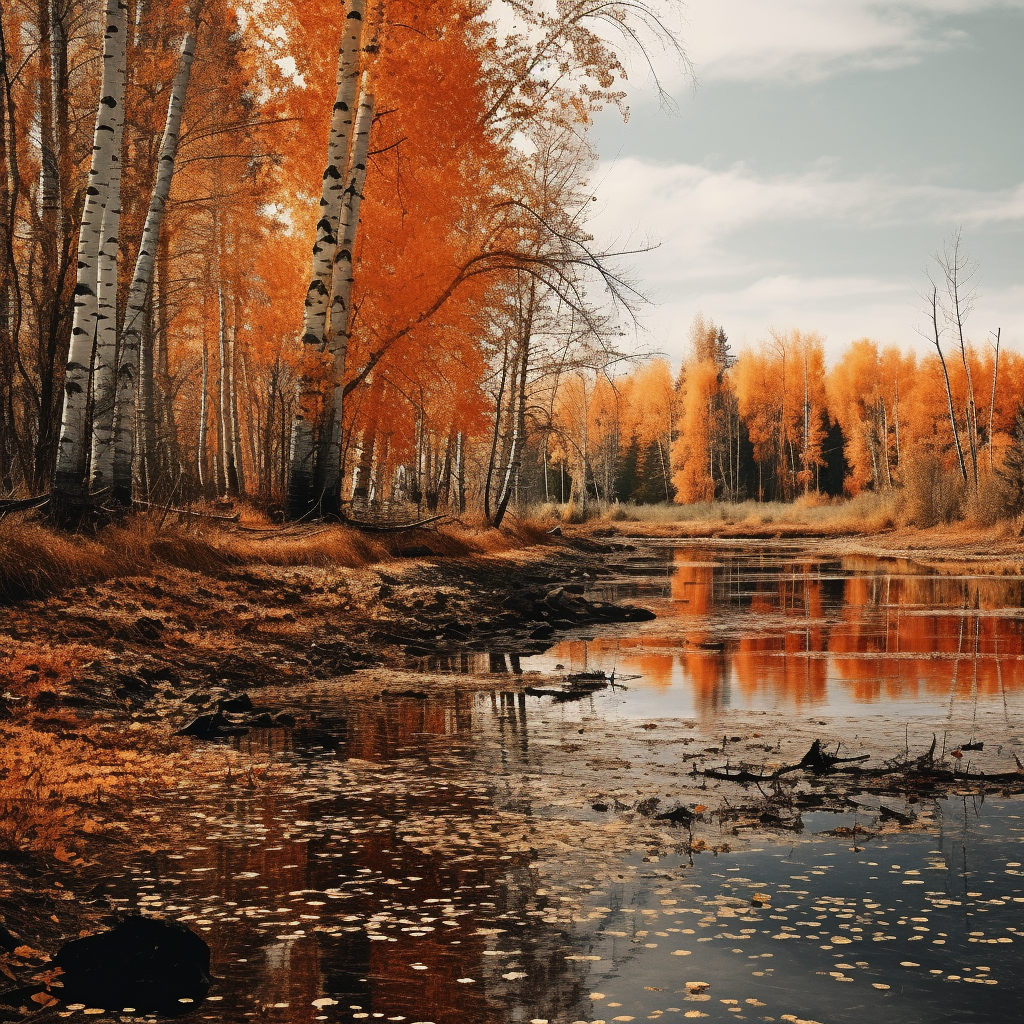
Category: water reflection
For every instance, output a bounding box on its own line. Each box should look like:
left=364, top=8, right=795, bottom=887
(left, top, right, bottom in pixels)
left=73, top=679, right=1024, bottom=1024
left=514, top=544, right=1024, bottom=718
left=82, top=690, right=595, bottom=1024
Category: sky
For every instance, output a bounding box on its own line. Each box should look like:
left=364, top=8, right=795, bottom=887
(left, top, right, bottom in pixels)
left=587, top=0, right=1024, bottom=366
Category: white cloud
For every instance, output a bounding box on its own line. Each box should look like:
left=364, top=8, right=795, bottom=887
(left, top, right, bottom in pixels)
left=621, top=0, right=1024, bottom=87
left=593, top=157, right=1024, bottom=258
left=590, top=156, right=1024, bottom=361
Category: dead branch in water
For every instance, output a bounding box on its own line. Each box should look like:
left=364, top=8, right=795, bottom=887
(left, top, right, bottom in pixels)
left=703, top=737, right=1024, bottom=790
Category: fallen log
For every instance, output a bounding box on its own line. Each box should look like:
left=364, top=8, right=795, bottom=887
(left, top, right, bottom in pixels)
left=0, top=493, right=49, bottom=517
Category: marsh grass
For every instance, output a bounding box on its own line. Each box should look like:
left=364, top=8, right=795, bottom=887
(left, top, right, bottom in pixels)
left=550, top=491, right=899, bottom=535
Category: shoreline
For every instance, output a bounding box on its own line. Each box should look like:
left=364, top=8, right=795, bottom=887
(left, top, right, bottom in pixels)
left=571, top=520, right=1024, bottom=575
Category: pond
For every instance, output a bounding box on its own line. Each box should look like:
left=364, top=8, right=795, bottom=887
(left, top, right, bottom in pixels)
left=67, top=542, right=1024, bottom=1024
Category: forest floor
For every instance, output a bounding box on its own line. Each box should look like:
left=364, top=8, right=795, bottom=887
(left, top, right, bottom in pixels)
left=1, top=509, right=1023, bottom=1015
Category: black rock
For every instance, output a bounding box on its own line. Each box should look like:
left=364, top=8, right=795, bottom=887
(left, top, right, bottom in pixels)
left=272, top=712, right=296, bottom=727
left=655, top=806, right=695, bottom=827
left=591, top=802, right=609, bottom=813
left=134, top=616, right=165, bottom=641
left=53, top=916, right=211, bottom=1015
left=174, top=711, right=243, bottom=740
left=218, top=693, right=253, bottom=713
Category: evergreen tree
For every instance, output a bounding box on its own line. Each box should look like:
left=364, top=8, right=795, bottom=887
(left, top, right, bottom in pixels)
left=635, top=440, right=675, bottom=504
left=998, top=404, right=1024, bottom=517
left=615, top=436, right=640, bottom=501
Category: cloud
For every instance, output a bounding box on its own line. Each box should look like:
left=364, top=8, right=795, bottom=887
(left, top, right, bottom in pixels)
left=656, top=0, right=1024, bottom=85
left=592, top=157, right=1024, bottom=264
left=590, top=157, right=1024, bottom=360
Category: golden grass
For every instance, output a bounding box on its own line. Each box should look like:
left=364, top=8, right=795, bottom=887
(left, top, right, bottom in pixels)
left=0, top=508, right=551, bottom=603
left=578, top=492, right=898, bottom=537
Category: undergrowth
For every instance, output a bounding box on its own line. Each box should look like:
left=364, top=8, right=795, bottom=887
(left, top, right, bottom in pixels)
left=0, top=508, right=548, bottom=603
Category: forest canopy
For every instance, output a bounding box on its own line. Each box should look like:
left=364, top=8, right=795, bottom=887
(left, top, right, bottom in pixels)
left=1, top=1, right=1018, bottom=527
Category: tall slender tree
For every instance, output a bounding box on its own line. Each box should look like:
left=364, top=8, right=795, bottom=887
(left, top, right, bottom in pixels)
left=52, top=0, right=128, bottom=512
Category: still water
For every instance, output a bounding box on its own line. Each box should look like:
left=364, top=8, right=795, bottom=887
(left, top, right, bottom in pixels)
left=71, top=543, right=1024, bottom=1024
left=513, top=542, right=1024, bottom=721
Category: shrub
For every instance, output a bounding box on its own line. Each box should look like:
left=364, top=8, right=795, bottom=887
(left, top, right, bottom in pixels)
left=898, top=454, right=965, bottom=527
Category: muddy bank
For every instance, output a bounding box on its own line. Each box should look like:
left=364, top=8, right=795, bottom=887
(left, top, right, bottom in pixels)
left=580, top=520, right=1024, bottom=575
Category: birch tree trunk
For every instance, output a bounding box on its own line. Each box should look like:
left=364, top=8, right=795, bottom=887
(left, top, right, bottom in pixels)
left=288, top=0, right=365, bottom=518
left=319, top=82, right=374, bottom=513
left=989, top=328, right=1000, bottom=472
left=110, top=28, right=196, bottom=506
left=89, top=18, right=128, bottom=493
left=53, top=0, right=127, bottom=509
left=230, top=291, right=246, bottom=495
left=928, top=286, right=968, bottom=484
left=351, top=373, right=384, bottom=501
left=198, top=335, right=208, bottom=491
left=302, top=0, right=365, bottom=348
left=216, top=258, right=230, bottom=496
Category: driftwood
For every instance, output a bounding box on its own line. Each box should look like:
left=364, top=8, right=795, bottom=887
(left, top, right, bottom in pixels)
left=704, top=737, right=1024, bottom=789
left=133, top=500, right=241, bottom=523
left=338, top=509, right=448, bottom=532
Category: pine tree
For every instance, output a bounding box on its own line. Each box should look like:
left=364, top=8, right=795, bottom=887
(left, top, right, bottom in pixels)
left=635, top=440, right=674, bottom=504
left=615, top=436, right=640, bottom=501
left=998, top=404, right=1024, bottom=517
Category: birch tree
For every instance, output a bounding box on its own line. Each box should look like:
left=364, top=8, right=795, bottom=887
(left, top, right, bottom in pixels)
left=111, top=28, right=196, bottom=505
left=288, top=0, right=365, bottom=518
left=52, top=0, right=128, bottom=510
left=319, top=80, right=374, bottom=512
left=89, top=14, right=129, bottom=493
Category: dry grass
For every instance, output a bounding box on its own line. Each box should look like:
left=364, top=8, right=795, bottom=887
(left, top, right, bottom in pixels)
left=0, top=508, right=550, bottom=603
left=575, top=492, right=898, bottom=537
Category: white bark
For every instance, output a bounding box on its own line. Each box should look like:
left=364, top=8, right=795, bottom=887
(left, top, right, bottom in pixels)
left=111, top=29, right=196, bottom=503
left=53, top=0, right=127, bottom=504
left=89, top=15, right=128, bottom=492
left=288, top=2, right=365, bottom=518
left=301, top=0, right=366, bottom=348
left=321, top=83, right=374, bottom=504
left=198, top=337, right=208, bottom=490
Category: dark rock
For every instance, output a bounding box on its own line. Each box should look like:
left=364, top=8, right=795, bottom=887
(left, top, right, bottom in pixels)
left=53, top=916, right=211, bottom=1015
left=272, top=712, right=296, bottom=728
left=655, top=806, right=695, bottom=827
left=32, top=690, right=59, bottom=709
left=218, top=693, right=253, bottom=713
left=134, top=616, right=165, bottom=641
left=245, top=712, right=274, bottom=728
left=547, top=526, right=562, bottom=536
left=175, top=712, right=245, bottom=740
left=634, top=796, right=661, bottom=817
left=591, top=802, right=609, bottom=813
